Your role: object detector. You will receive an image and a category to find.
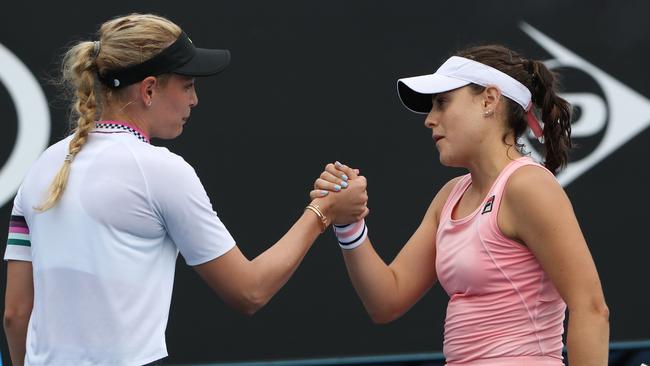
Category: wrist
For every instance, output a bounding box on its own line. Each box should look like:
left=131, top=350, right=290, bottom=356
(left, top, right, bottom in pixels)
left=311, top=198, right=332, bottom=224
left=333, top=219, right=368, bottom=250
left=305, top=199, right=331, bottom=233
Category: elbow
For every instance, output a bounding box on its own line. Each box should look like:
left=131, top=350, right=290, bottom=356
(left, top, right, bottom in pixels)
left=595, top=301, right=610, bottom=322
left=588, top=298, right=610, bottom=322
left=3, top=307, right=31, bottom=330
left=368, top=305, right=401, bottom=324
left=240, top=302, right=263, bottom=317
left=370, top=313, right=395, bottom=324
left=569, top=297, right=610, bottom=323
left=238, top=289, right=270, bottom=317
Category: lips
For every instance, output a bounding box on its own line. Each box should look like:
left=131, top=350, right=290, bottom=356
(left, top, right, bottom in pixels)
left=433, top=135, right=444, bottom=142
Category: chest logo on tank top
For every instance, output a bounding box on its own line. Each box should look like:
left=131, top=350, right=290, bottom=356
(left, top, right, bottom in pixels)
left=481, top=195, right=495, bottom=215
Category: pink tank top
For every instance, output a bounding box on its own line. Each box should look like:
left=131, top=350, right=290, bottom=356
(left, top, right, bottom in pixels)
left=436, top=157, right=567, bottom=366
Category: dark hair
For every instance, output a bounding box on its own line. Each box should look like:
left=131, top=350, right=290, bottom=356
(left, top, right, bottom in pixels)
left=455, top=45, right=572, bottom=174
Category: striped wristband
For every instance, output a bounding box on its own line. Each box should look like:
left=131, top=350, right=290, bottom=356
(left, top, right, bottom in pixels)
left=333, top=219, right=368, bottom=250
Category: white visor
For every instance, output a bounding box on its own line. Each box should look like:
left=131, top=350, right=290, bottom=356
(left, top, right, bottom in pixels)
left=397, top=56, right=532, bottom=114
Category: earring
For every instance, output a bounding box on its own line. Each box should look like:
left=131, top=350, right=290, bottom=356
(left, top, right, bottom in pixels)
left=146, top=100, right=152, bottom=107
left=483, top=109, right=494, bottom=117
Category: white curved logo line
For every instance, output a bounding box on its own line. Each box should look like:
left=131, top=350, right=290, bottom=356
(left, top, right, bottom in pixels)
left=0, top=43, right=50, bottom=207
left=561, top=93, right=607, bottom=136
left=520, top=23, right=650, bottom=187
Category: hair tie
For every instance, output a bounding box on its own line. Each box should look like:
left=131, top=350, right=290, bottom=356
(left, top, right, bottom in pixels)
left=524, top=59, right=534, bottom=73
left=525, top=59, right=538, bottom=83
left=92, top=41, right=101, bottom=60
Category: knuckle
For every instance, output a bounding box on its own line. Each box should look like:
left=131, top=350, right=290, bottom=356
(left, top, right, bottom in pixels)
left=359, top=176, right=367, bottom=186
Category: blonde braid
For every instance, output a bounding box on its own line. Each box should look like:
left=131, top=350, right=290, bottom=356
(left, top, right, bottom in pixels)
left=36, top=42, right=98, bottom=211
left=37, top=13, right=182, bottom=211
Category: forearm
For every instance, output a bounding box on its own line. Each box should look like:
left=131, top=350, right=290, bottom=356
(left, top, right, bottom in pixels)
left=248, top=210, right=322, bottom=306
left=342, top=240, right=401, bottom=323
left=4, top=260, right=33, bottom=366
left=4, top=313, right=30, bottom=366
left=566, top=307, right=610, bottom=366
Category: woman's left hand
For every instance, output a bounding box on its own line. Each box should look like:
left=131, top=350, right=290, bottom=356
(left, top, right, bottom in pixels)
left=310, top=161, right=360, bottom=199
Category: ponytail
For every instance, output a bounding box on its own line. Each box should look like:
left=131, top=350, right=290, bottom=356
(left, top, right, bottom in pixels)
left=527, top=60, right=572, bottom=173
left=36, top=41, right=99, bottom=211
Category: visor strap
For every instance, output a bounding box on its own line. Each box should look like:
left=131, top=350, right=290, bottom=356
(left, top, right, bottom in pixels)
left=98, top=32, right=195, bottom=89
left=525, top=104, right=544, bottom=142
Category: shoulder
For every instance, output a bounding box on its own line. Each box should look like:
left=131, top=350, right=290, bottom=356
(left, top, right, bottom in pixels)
left=504, top=164, right=565, bottom=204
left=38, top=135, right=73, bottom=160
left=427, top=175, right=466, bottom=221
left=133, top=144, right=195, bottom=174
left=503, top=164, right=573, bottom=229
left=436, top=175, right=465, bottom=202
left=498, top=164, right=575, bottom=242
left=134, top=146, right=206, bottom=196
left=20, top=136, right=72, bottom=181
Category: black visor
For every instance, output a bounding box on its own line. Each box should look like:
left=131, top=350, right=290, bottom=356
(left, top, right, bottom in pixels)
left=99, top=32, right=230, bottom=89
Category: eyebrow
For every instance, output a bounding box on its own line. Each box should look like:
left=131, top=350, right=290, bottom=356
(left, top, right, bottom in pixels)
left=178, top=75, right=195, bottom=82
left=432, top=92, right=449, bottom=101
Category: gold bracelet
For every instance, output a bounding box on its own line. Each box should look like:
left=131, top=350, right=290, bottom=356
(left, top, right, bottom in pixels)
left=305, top=203, right=328, bottom=233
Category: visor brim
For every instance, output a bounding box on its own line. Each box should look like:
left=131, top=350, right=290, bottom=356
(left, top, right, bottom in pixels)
left=397, top=74, right=470, bottom=114
left=174, top=48, right=231, bottom=76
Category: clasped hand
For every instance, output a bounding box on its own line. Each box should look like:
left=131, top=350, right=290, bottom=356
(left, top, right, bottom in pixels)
left=309, top=161, right=369, bottom=226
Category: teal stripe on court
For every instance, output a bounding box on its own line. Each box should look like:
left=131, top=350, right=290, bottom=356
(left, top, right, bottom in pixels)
left=180, top=340, right=650, bottom=366
left=609, top=339, right=650, bottom=350
left=188, top=352, right=445, bottom=366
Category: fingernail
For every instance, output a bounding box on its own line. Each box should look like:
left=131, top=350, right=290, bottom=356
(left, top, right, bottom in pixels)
left=354, top=169, right=360, bottom=174
left=335, top=161, right=342, bottom=167
left=341, top=174, right=348, bottom=181
left=334, top=185, right=341, bottom=191
left=320, top=190, right=329, bottom=196
left=341, top=181, right=348, bottom=188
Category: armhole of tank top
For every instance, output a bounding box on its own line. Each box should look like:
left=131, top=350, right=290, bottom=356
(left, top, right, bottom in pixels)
left=486, top=160, right=555, bottom=244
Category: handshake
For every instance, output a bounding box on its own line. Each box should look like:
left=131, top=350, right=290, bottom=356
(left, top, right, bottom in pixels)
left=307, top=161, right=369, bottom=230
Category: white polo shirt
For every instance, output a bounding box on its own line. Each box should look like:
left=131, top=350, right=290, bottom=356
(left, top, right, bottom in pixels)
left=4, top=123, right=236, bottom=365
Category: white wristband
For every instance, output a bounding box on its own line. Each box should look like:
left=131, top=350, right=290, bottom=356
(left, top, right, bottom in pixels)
left=333, top=219, right=368, bottom=250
